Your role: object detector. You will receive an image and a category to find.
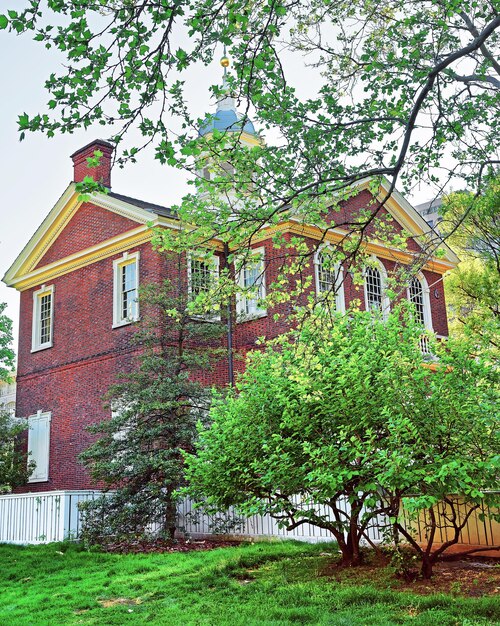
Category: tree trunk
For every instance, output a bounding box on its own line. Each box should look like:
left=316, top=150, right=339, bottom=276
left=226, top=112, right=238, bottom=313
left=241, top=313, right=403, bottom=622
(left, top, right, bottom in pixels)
left=420, top=555, right=434, bottom=579
left=340, top=531, right=362, bottom=566
left=164, top=492, right=177, bottom=540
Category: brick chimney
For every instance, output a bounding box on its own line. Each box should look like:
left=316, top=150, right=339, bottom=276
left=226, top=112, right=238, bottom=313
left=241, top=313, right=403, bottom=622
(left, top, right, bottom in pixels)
left=71, top=139, right=114, bottom=188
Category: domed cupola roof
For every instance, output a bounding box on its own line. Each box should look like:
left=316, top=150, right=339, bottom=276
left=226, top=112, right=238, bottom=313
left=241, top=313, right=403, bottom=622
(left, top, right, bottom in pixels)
left=199, top=93, right=257, bottom=137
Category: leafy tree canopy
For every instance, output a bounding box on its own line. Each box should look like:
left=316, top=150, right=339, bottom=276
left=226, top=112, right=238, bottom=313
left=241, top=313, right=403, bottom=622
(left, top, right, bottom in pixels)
left=0, top=303, right=15, bottom=382
left=441, top=174, right=500, bottom=353
left=2, top=1, right=498, bottom=246
left=0, top=408, right=31, bottom=493
left=185, top=305, right=500, bottom=576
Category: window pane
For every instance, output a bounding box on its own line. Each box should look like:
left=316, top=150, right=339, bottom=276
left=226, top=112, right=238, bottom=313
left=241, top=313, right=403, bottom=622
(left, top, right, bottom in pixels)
left=190, top=258, right=212, bottom=296
left=365, top=267, right=382, bottom=311
left=317, top=252, right=338, bottom=308
left=409, top=277, right=425, bottom=326
left=39, top=293, right=52, bottom=344
left=121, top=262, right=137, bottom=320
left=243, top=262, right=263, bottom=314
left=122, top=263, right=136, bottom=291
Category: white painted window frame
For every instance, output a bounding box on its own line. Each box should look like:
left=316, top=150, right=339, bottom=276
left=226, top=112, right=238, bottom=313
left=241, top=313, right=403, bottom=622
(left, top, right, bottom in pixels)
left=27, top=410, right=51, bottom=483
left=113, top=251, right=140, bottom=328
left=31, top=284, right=54, bottom=352
left=363, top=257, right=390, bottom=319
left=236, top=247, right=267, bottom=321
left=314, top=244, right=346, bottom=313
left=187, top=252, right=221, bottom=321
left=407, top=272, right=434, bottom=332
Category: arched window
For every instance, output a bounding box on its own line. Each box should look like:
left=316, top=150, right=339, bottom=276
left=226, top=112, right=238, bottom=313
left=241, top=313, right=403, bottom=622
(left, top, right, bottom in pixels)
left=363, top=258, right=390, bottom=318
left=408, top=274, right=433, bottom=331
left=314, top=246, right=345, bottom=312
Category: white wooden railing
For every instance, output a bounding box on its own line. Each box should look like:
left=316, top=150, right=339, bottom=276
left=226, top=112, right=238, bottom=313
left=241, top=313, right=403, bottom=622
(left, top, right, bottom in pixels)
left=0, top=491, right=497, bottom=548
left=177, top=496, right=387, bottom=544
left=0, top=490, right=101, bottom=544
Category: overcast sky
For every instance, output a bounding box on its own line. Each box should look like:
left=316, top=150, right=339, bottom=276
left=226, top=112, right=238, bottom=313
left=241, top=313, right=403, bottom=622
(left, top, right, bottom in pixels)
left=0, top=29, right=218, bottom=352
left=0, top=25, right=436, bottom=358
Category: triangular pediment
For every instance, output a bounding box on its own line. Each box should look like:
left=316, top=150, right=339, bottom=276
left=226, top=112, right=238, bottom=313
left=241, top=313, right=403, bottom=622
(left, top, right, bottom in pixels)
left=33, top=202, right=142, bottom=270
left=329, top=178, right=459, bottom=267
left=372, top=178, right=459, bottom=266
left=3, top=183, right=172, bottom=290
left=279, top=178, right=459, bottom=272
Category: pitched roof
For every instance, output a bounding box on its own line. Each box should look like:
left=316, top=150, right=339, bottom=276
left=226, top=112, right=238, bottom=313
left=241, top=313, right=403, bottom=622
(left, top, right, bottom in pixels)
left=107, top=191, right=174, bottom=218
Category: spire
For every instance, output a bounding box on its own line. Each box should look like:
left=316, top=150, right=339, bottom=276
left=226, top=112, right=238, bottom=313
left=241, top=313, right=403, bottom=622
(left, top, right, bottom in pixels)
left=217, top=46, right=236, bottom=113
left=220, top=44, right=230, bottom=87
left=198, top=47, right=258, bottom=139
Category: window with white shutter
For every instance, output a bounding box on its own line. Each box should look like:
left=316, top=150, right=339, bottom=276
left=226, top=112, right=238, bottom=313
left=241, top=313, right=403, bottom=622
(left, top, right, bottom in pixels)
left=407, top=273, right=433, bottom=331
left=27, top=411, right=51, bottom=483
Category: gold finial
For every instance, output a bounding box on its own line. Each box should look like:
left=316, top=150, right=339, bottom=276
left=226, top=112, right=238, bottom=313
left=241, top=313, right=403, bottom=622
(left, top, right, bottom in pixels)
left=220, top=43, right=230, bottom=79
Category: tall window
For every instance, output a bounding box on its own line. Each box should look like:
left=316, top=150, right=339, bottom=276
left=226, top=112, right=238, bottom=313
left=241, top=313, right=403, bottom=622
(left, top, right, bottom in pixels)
left=363, top=259, right=389, bottom=318
left=32, top=285, right=54, bottom=351
left=113, top=252, right=140, bottom=327
left=314, top=246, right=345, bottom=312
left=408, top=274, right=433, bottom=331
left=409, top=277, right=425, bottom=326
left=188, top=253, right=220, bottom=319
left=236, top=248, right=266, bottom=319
left=365, top=267, right=383, bottom=311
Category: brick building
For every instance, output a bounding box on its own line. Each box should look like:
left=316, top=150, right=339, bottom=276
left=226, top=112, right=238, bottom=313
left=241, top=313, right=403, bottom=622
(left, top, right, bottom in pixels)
left=2, top=94, right=459, bottom=498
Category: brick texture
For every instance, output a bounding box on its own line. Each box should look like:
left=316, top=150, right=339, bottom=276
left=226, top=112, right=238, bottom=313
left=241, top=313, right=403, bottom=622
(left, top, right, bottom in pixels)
left=35, top=204, right=142, bottom=269
left=71, top=140, right=114, bottom=188
left=14, top=191, right=450, bottom=492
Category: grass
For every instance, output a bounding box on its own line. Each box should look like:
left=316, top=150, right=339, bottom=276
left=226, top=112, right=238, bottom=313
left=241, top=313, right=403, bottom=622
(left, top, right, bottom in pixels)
left=1, top=540, right=499, bottom=626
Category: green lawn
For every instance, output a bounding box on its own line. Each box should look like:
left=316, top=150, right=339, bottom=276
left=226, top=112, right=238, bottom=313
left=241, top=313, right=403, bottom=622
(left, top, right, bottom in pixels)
left=0, top=541, right=498, bottom=626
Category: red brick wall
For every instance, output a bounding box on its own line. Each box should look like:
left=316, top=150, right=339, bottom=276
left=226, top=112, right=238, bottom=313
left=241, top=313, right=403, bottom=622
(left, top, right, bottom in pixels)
left=35, top=204, right=141, bottom=269
left=14, top=192, right=450, bottom=492
left=423, top=269, right=448, bottom=336
left=19, top=242, right=163, bottom=377
left=14, top=350, right=139, bottom=493
left=325, top=189, right=422, bottom=253
left=16, top=238, right=165, bottom=491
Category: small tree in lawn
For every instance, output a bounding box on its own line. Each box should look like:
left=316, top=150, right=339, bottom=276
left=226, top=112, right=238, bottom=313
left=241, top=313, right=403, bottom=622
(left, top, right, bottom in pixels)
left=0, top=408, right=33, bottom=493
left=79, top=254, right=225, bottom=544
left=377, top=333, right=500, bottom=578
left=185, top=304, right=499, bottom=576
left=0, top=303, right=15, bottom=381
left=0, top=302, right=31, bottom=492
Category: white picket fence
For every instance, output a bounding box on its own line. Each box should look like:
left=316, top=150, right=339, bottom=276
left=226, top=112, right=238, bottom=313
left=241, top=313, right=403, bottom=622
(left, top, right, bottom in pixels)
left=0, top=491, right=101, bottom=544
left=0, top=490, right=386, bottom=545
left=1, top=491, right=497, bottom=548
left=177, top=496, right=387, bottom=544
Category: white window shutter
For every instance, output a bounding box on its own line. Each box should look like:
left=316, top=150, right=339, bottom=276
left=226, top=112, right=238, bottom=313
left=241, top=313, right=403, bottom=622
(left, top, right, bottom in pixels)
left=27, top=411, right=51, bottom=482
